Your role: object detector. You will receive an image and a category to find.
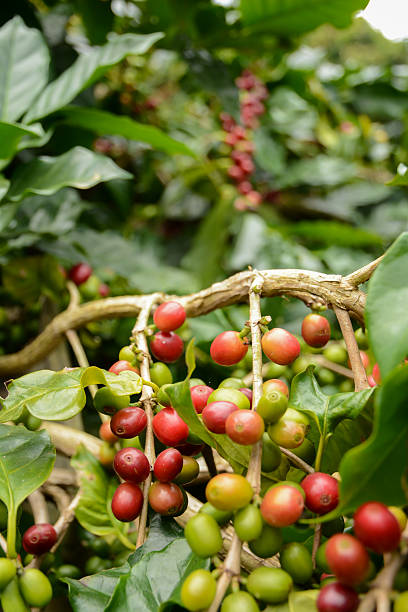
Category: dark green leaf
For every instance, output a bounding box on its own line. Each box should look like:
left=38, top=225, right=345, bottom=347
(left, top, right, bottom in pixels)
left=74, top=0, right=114, bottom=45
left=59, top=107, right=194, bottom=157
left=0, top=17, right=50, bottom=122
left=0, top=122, right=45, bottom=168
left=1, top=367, right=142, bottom=422
left=366, top=232, right=408, bottom=378
left=24, top=33, right=163, bottom=123
left=2, top=255, right=65, bottom=303
left=7, top=146, right=132, bottom=202
left=128, top=514, right=185, bottom=565
left=66, top=565, right=131, bottom=612
left=285, top=221, right=383, bottom=248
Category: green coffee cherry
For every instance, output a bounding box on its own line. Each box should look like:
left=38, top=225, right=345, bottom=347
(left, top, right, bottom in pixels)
left=219, top=377, right=245, bottom=390
left=25, top=414, right=42, bottom=431
left=291, top=438, right=315, bottom=463
left=261, top=435, right=282, bottom=472
left=0, top=577, right=28, bottom=612
left=395, top=591, right=408, bottom=612
left=150, top=362, right=173, bottom=387
left=316, top=367, right=336, bottom=385
left=257, top=391, right=288, bottom=424
left=200, top=502, right=232, bottom=526
left=94, top=387, right=130, bottom=415
left=0, top=559, right=16, bottom=591
left=19, top=569, right=53, bottom=608
left=189, top=378, right=205, bottom=388
left=56, top=565, right=81, bottom=580
left=316, top=541, right=331, bottom=573
left=181, top=569, right=216, bottom=611
left=85, top=556, right=110, bottom=574
left=208, top=388, right=250, bottom=411
left=79, top=275, right=100, bottom=300
left=394, top=568, right=408, bottom=592
left=323, top=344, right=347, bottom=364
left=247, top=567, right=293, bottom=604
left=119, top=346, right=136, bottom=363
left=280, top=542, right=313, bottom=584
left=248, top=524, right=283, bottom=558
left=174, top=456, right=200, bottom=485
left=355, top=328, right=369, bottom=349
left=221, top=591, right=260, bottom=612
left=234, top=504, right=263, bottom=542
left=184, top=514, right=223, bottom=558
left=263, top=363, right=287, bottom=379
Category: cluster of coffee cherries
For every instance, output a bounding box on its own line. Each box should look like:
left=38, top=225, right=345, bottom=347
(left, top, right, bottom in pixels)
left=220, top=69, right=268, bottom=211
left=67, top=262, right=110, bottom=298
left=96, top=302, right=200, bottom=523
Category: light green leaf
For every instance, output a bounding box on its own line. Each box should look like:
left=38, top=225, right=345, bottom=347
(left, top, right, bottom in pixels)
left=59, top=107, right=194, bottom=157
left=71, top=446, right=131, bottom=546
left=240, top=0, right=369, bottom=35
left=0, top=17, right=50, bottom=122
left=0, top=177, right=10, bottom=203
left=366, top=232, right=408, bottom=378
left=6, top=146, right=132, bottom=202
left=24, top=32, right=163, bottom=124
left=0, top=425, right=55, bottom=509
left=0, top=122, right=45, bottom=168
left=1, top=367, right=142, bottom=422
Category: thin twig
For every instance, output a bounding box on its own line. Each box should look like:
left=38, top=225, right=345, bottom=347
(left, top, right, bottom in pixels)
left=46, top=468, right=78, bottom=486
left=279, top=447, right=315, bottom=474
left=202, top=445, right=218, bottom=478
left=131, top=294, right=161, bottom=549
left=312, top=523, right=322, bottom=568
left=28, top=490, right=49, bottom=524
left=42, top=485, right=70, bottom=515
left=358, top=550, right=407, bottom=612
left=51, top=490, right=81, bottom=549
left=333, top=306, right=369, bottom=392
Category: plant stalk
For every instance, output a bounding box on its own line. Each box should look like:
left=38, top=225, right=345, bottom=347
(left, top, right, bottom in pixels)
left=333, top=306, right=369, bottom=392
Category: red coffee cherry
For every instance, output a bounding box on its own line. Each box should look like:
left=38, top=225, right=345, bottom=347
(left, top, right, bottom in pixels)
left=367, top=375, right=377, bottom=388
left=113, top=448, right=150, bottom=483
left=68, top=262, right=92, bottom=285
left=152, top=407, right=189, bottom=446
left=225, top=409, right=264, bottom=445
left=262, top=328, right=301, bottom=365
left=153, top=301, right=186, bottom=332
left=99, top=421, right=119, bottom=444
left=109, top=360, right=140, bottom=375
left=190, top=385, right=214, bottom=414
left=150, top=331, right=183, bottom=363
left=260, top=485, right=304, bottom=527
left=239, top=387, right=253, bottom=405
left=202, top=401, right=238, bottom=434
left=325, top=534, right=369, bottom=585
left=110, top=407, right=147, bottom=439
left=302, top=314, right=331, bottom=348
left=263, top=379, right=289, bottom=397
left=111, top=482, right=143, bottom=522
left=348, top=351, right=369, bottom=370
left=301, top=472, right=339, bottom=515
left=148, top=481, right=184, bottom=516
left=372, top=363, right=381, bottom=384
left=210, top=331, right=248, bottom=366
left=353, top=502, right=401, bottom=553
left=153, top=448, right=183, bottom=482
left=22, top=523, right=57, bottom=555
left=98, top=283, right=110, bottom=297
left=317, top=582, right=359, bottom=612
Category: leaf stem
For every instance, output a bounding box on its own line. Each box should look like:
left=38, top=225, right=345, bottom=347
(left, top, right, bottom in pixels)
left=314, top=435, right=325, bottom=473
left=333, top=306, right=369, bottom=392
left=6, top=505, right=17, bottom=559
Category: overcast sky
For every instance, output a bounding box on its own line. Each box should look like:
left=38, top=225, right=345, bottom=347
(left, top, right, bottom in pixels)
left=360, top=0, right=408, bottom=40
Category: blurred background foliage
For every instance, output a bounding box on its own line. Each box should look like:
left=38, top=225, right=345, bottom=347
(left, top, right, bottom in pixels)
left=0, top=0, right=407, bottom=371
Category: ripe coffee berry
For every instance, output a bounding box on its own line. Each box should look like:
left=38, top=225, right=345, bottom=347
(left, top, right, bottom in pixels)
left=150, top=331, right=183, bottom=363
left=202, top=401, right=238, bottom=434
left=153, top=448, right=183, bottom=482
left=68, top=262, right=92, bottom=285
left=353, top=501, right=401, bottom=553
left=262, top=328, right=301, bottom=365
left=325, top=534, right=369, bottom=585
left=153, top=407, right=189, bottom=446
left=372, top=363, right=381, bottom=384
left=225, top=409, right=264, bottom=445
left=210, top=331, right=248, bottom=366
left=302, top=314, right=331, bottom=348
left=190, top=385, right=214, bottom=414
left=317, top=582, right=359, bottom=612
left=239, top=387, right=253, bottom=405
left=111, top=482, right=143, bottom=522
left=110, top=407, right=147, bottom=439
left=260, top=485, right=304, bottom=527
left=148, top=481, right=184, bottom=516
left=301, top=472, right=339, bottom=515
left=263, top=378, right=289, bottom=397
left=113, top=448, right=150, bottom=483
left=153, top=301, right=186, bottom=332
left=99, top=421, right=119, bottom=444
left=22, top=523, right=57, bottom=555
left=109, top=360, right=139, bottom=375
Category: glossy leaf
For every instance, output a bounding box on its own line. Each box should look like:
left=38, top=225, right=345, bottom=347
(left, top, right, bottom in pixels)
left=0, top=366, right=142, bottom=422
left=71, top=445, right=131, bottom=546
left=66, top=565, right=130, bottom=612
left=0, top=17, right=50, bottom=122
left=290, top=366, right=374, bottom=449
left=24, top=32, right=163, bottom=123
left=240, top=0, right=369, bottom=35
left=0, top=425, right=55, bottom=512
left=59, top=107, right=194, bottom=157
left=366, top=232, right=408, bottom=378
left=105, top=539, right=209, bottom=611
left=7, top=146, right=132, bottom=202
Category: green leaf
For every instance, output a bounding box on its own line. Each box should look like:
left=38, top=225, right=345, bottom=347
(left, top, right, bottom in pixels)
left=71, top=446, right=131, bottom=546
left=290, top=366, right=374, bottom=449
left=0, top=177, right=10, bottom=203
left=128, top=514, right=185, bottom=565
left=387, top=166, right=408, bottom=185
left=1, top=367, right=142, bottom=422
left=240, top=0, right=369, bottom=35
left=166, top=379, right=250, bottom=472
left=59, top=107, right=194, bottom=157
left=105, top=539, right=210, bottom=612
left=0, top=122, right=45, bottom=168
left=284, top=221, right=383, bottom=248
left=24, top=32, right=163, bottom=124
left=366, top=232, right=408, bottom=378
left=277, top=156, right=356, bottom=188
left=184, top=338, right=196, bottom=380
left=6, top=146, right=132, bottom=202
left=2, top=255, right=65, bottom=304
left=334, top=364, right=408, bottom=515
left=0, top=17, right=50, bottom=122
